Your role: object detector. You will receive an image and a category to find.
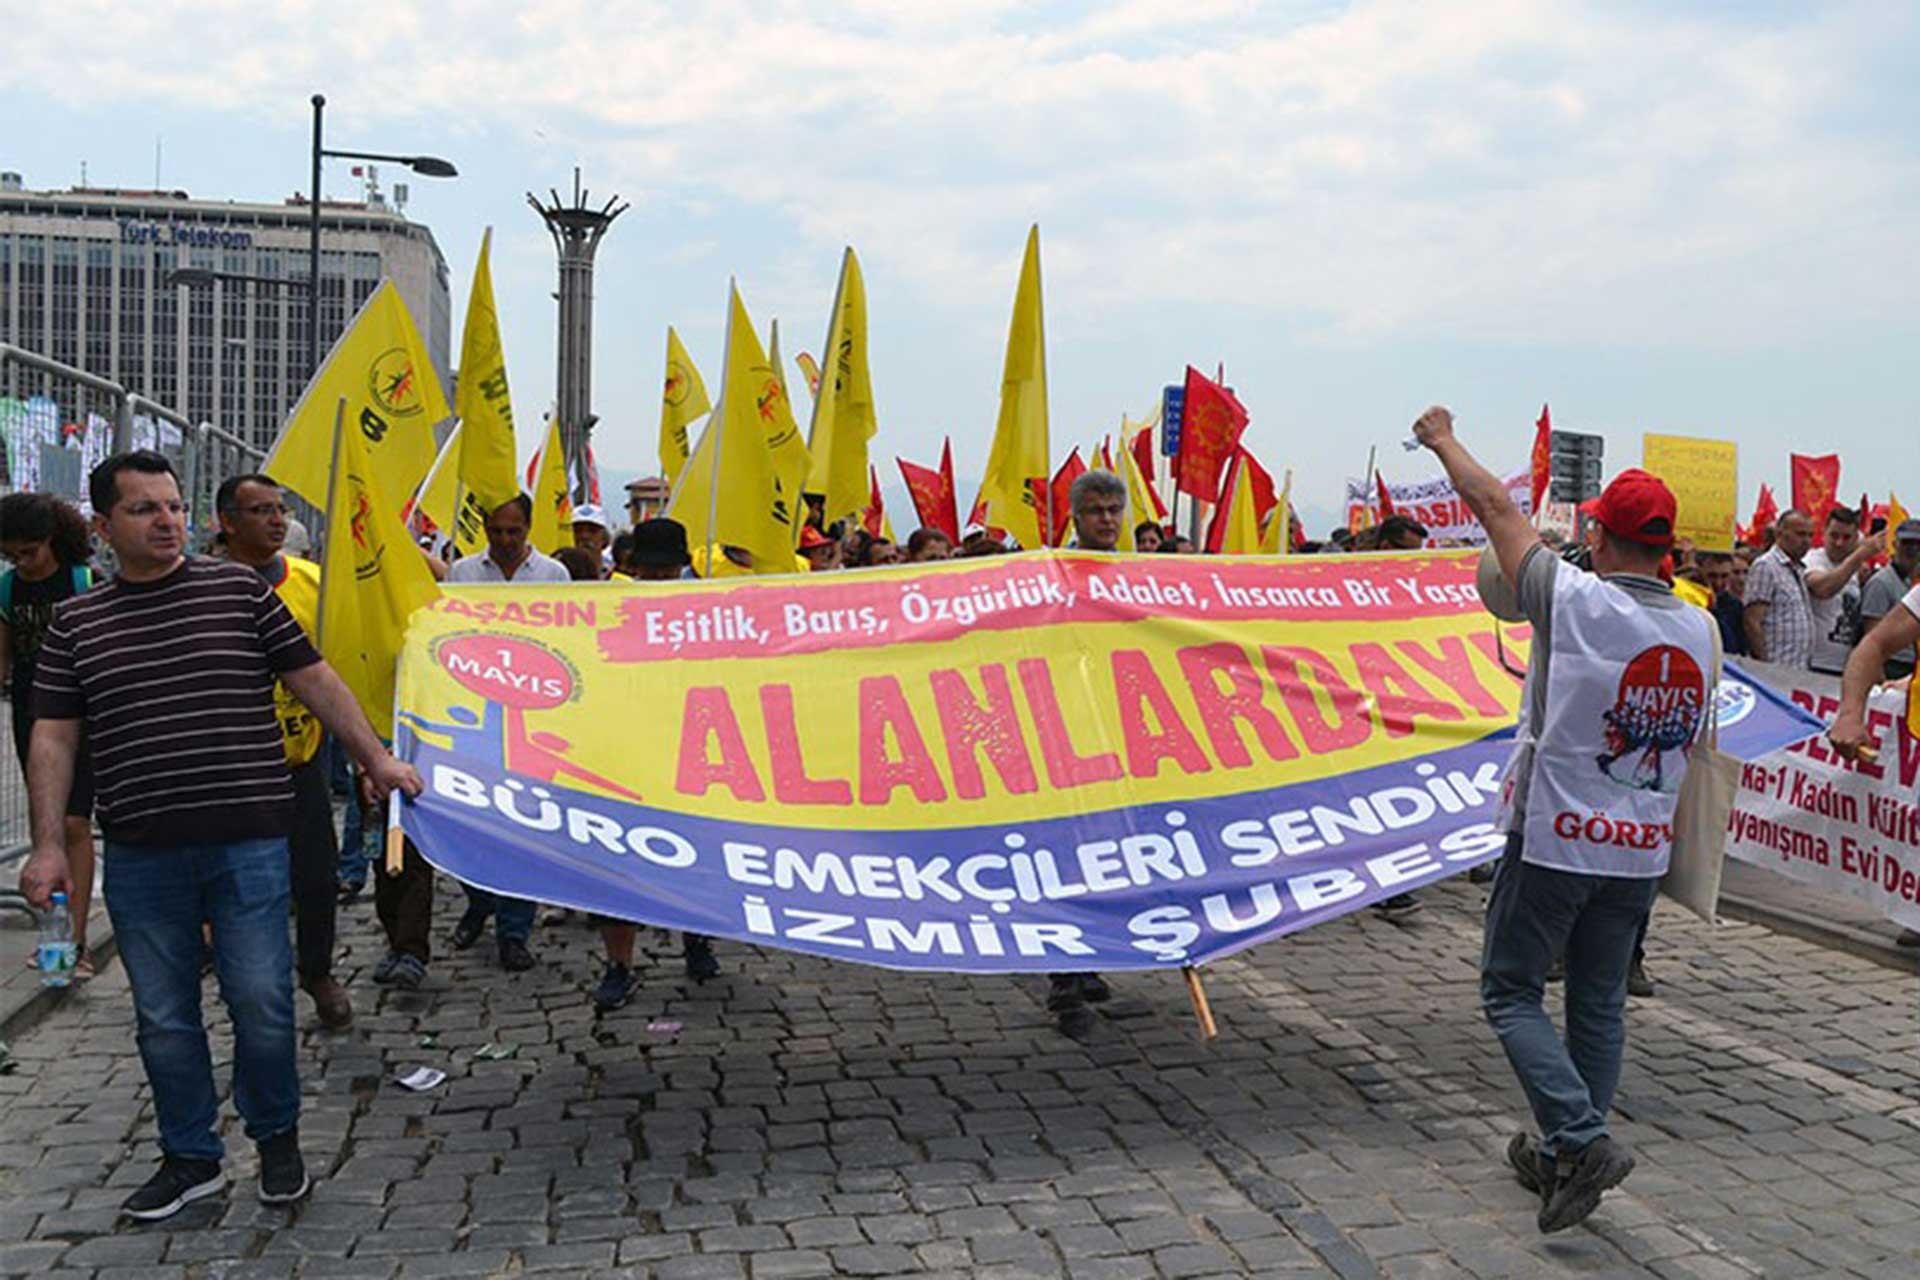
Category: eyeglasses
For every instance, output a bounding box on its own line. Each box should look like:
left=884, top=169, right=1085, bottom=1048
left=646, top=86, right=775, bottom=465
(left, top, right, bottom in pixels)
left=240, top=503, right=289, bottom=518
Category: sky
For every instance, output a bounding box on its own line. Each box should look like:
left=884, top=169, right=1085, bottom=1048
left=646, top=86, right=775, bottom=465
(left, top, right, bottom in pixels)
left=5, top=0, right=1917, bottom=538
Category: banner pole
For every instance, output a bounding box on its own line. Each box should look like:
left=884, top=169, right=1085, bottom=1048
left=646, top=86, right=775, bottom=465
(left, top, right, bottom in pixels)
left=1182, top=965, right=1217, bottom=1040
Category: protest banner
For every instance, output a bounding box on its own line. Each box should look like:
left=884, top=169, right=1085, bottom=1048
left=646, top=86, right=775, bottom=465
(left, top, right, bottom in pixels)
left=1642, top=434, right=1739, bottom=551
left=1343, top=469, right=1532, bottom=544
left=1725, top=661, right=1920, bottom=932
left=392, top=550, right=1820, bottom=973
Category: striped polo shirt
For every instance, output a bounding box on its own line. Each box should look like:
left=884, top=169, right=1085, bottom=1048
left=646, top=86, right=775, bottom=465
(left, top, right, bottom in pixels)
left=32, top=556, right=321, bottom=846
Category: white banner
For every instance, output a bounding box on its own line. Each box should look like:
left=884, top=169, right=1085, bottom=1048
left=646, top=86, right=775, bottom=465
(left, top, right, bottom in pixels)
left=1345, top=467, right=1533, bottom=545
left=1725, top=661, right=1920, bottom=931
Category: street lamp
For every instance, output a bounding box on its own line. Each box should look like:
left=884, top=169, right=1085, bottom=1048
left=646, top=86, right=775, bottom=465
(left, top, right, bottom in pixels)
left=307, top=93, right=457, bottom=378
left=166, top=267, right=310, bottom=291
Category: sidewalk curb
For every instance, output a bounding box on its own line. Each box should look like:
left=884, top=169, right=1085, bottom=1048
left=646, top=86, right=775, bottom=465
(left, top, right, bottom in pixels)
left=0, top=922, right=117, bottom=1044
left=1719, top=892, right=1918, bottom=975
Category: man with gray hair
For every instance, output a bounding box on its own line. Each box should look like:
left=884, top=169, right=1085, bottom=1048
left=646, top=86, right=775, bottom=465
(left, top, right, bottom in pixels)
left=1046, top=469, right=1130, bottom=1034
left=1067, top=469, right=1127, bottom=553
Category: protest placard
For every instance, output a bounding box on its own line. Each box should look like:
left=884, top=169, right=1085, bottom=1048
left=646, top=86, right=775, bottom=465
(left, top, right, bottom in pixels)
left=1643, top=434, right=1739, bottom=551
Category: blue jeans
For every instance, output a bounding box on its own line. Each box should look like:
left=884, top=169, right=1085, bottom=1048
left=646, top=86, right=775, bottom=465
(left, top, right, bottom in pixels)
left=337, top=794, right=371, bottom=890
left=460, top=884, right=536, bottom=945
left=1481, top=833, right=1659, bottom=1158
left=105, top=837, right=301, bottom=1163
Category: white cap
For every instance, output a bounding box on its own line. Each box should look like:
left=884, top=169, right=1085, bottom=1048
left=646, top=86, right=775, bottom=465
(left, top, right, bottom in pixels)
left=571, top=503, right=610, bottom=531
left=962, top=522, right=989, bottom=539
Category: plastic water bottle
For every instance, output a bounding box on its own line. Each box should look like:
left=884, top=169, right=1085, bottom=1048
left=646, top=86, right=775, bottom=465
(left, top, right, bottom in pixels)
left=38, top=893, right=76, bottom=988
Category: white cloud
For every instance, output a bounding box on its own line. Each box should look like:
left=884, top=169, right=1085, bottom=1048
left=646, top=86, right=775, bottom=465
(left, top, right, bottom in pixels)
left=5, top=0, right=1915, bottom=502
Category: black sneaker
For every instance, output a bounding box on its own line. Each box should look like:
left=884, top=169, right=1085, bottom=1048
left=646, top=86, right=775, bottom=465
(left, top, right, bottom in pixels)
left=1373, top=893, right=1423, bottom=922
left=370, top=951, right=403, bottom=985
left=1076, top=973, right=1112, bottom=1004
left=257, top=1129, right=310, bottom=1206
left=1045, top=974, right=1086, bottom=1013
left=1505, top=1132, right=1550, bottom=1204
left=1626, top=961, right=1655, bottom=998
left=683, top=933, right=720, bottom=982
left=499, top=939, right=536, bottom=972
left=1539, top=1135, right=1635, bottom=1234
left=451, top=910, right=488, bottom=950
left=593, top=962, right=637, bottom=1012
left=122, top=1156, right=225, bottom=1221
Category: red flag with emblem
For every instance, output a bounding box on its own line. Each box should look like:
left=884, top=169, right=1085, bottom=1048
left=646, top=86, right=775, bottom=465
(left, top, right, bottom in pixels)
left=1530, top=403, right=1552, bottom=513
left=1791, top=454, right=1840, bottom=528
left=1174, top=366, right=1249, bottom=503
left=897, top=439, right=959, bottom=542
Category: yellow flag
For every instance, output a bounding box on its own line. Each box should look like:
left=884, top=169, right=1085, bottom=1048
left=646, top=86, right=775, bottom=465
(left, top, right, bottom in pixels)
left=318, top=400, right=441, bottom=738
left=450, top=228, right=520, bottom=547
left=659, top=326, right=712, bottom=488
left=977, top=226, right=1049, bottom=549
left=1890, top=490, right=1909, bottom=532
left=413, top=423, right=461, bottom=536
left=1262, top=469, right=1293, bottom=554
left=668, top=284, right=802, bottom=574
left=1220, top=456, right=1263, bottom=555
left=805, top=248, right=880, bottom=525
left=528, top=417, right=572, bottom=555
left=267, top=280, right=450, bottom=512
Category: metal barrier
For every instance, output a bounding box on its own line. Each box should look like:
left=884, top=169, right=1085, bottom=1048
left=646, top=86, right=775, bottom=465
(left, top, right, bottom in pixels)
left=2, top=345, right=320, bottom=867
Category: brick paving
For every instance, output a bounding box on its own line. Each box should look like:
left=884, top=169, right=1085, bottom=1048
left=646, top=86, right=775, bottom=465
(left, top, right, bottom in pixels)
left=2, top=873, right=1918, bottom=1278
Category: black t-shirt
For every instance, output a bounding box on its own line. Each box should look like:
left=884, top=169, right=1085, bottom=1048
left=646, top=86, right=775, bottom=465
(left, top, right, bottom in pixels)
left=3, top=566, right=85, bottom=700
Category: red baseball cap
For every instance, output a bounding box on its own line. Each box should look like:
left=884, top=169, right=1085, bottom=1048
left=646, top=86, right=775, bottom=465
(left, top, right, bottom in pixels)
left=1579, top=469, right=1676, bottom=547
left=798, top=526, right=834, bottom=550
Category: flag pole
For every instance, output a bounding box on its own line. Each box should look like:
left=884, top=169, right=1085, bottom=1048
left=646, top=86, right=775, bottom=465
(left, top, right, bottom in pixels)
left=705, top=285, right=733, bottom=573
left=1360, top=444, right=1378, bottom=530
left=1182, top=965, right=1217, bottom=1040
left=313, top=397, right=348, bottom=655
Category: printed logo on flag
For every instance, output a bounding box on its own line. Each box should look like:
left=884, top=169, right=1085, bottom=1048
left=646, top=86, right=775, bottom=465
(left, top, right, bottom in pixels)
left=369, top=347, right=428, bottom=419
left=347, top=475, right=385, bottom=582
left=664, top=361, right=693, bottom=407
left=434, top=633, right=580, bottom=711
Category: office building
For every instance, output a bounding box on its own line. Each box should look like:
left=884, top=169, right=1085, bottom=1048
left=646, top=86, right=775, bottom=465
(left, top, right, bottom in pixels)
left=0, top=170, right=450, bottom=454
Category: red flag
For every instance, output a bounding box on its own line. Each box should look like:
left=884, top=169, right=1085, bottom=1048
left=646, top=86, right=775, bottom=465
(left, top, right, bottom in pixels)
left=1205, top=448, right=1277, bottom=553
left=1860, top=492, right=1873, bottom=525
left=1746, top=483, right=1779, bottom=546
left=1029, top=449, right=1086, bottom=546
left=1129, top=426, right=1168, bottom=519
left=1791, top=454, right=1840, bottom=527
left=1174, top=366, right=1249, bottom=503
left=1529, top=403, right=1552, bottom=513
left=897, top=439, right=959, bottom=541
left=861, top=465, right=886, bottom=538
left=1375, top=471, right=1396, bottom=521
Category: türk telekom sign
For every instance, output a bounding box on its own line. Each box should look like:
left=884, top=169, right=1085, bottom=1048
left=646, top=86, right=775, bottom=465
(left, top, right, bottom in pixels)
left=119, top=221, right=254, bottom=250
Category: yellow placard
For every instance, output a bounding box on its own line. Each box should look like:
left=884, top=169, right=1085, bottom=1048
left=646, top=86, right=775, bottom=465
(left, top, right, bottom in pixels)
left=1642, top=434, right=1738, bottom=551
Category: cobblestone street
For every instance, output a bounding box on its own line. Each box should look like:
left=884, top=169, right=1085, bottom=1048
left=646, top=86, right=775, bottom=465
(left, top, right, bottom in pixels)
left=2, top=873, right=1917, bottom=1279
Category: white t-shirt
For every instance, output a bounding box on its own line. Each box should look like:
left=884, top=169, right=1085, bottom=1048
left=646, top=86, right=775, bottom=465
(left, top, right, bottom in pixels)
left=1904, top=581, right=1920, bottom=621
left=445, top=549, right=572, bottom=584
left=1805, top=546, right=1862, bottom=676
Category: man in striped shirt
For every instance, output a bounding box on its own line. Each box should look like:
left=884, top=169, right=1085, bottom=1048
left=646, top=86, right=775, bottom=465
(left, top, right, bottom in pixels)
left=18, top=450, right=422, bottom=1223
